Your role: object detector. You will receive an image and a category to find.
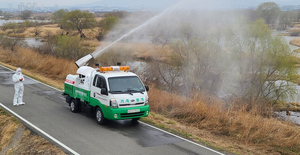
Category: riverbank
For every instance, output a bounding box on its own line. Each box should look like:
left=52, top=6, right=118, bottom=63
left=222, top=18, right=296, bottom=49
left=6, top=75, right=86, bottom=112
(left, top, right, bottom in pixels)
left=1, top=47, right=300, bottom=154
left=287, top=23, right=300, bottom=52
left=290, top=38, right=300, bottom=49
left=290, top=38, right=300, bottom=54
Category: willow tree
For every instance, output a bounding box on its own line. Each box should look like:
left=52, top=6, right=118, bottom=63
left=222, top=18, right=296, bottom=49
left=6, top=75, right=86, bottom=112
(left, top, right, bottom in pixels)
left=256, top=2, right=281, bottom=26
left=61, top=10, right=97, bottom=37
left=226, top=19, right=297, bottom=102
left=51, top=9, right=69, bottom=27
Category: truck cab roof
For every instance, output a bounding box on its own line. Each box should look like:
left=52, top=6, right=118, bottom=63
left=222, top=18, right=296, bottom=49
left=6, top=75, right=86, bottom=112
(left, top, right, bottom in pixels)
left=97, top=71, right=137, bottom=79
left=75, top=66, right=137, bottom=78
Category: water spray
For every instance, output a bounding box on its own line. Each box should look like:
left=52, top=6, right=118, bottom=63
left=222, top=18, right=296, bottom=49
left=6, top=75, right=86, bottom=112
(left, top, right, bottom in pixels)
left=75, top=3, right=179, bottom=68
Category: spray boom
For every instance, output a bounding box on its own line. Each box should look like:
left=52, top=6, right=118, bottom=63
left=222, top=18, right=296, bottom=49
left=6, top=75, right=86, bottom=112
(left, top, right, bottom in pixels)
left=75, top=54, right=93, bottom=68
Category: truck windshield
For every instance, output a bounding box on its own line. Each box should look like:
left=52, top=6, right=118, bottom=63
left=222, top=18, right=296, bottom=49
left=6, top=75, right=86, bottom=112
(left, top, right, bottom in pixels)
left=108, top=76, right=145, bottom=94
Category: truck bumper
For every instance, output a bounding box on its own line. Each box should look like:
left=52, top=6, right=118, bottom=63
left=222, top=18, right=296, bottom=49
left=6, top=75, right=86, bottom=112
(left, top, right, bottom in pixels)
left=102, top=105, right=149, bottom=120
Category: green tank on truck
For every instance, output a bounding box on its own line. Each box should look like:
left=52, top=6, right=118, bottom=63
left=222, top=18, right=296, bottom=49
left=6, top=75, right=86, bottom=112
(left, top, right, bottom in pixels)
left=63, top=66, right=150, bottom=125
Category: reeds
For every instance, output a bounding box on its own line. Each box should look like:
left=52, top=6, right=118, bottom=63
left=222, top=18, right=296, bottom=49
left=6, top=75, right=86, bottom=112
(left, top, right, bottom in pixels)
left=148, top=87, right=300, bottom=154
left=0, top=46, right=77, bottom=81
left=0, top=115, right=19, bottom=149
left=0, top=109, right=66, bottom=154
left=290, top=38, right=300, bottom=47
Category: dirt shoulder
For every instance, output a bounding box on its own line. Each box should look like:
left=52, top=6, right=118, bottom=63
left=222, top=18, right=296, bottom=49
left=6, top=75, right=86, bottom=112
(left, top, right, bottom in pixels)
left=0, top=109, right=66, bottom=155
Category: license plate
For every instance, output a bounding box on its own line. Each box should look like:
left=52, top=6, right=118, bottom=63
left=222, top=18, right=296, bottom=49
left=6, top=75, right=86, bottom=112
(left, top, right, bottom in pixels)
left=128, top=109, right=140, bottom=113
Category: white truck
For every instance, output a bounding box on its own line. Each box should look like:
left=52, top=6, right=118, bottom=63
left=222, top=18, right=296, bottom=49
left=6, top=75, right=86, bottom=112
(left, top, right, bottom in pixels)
left=63, top=65, right=149, bottom=124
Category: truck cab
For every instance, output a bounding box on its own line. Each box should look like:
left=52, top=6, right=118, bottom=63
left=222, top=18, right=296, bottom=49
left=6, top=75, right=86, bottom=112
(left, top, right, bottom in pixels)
left=63, top=66, right=149, bottom=124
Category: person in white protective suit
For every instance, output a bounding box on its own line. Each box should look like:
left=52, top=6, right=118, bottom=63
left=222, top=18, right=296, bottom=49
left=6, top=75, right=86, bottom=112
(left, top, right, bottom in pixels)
left=12, top=68, right=25, bottom=106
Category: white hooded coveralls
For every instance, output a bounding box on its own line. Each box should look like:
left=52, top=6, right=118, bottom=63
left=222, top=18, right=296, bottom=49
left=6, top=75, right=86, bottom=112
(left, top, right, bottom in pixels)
left=12, top=68, right=25, bottom=106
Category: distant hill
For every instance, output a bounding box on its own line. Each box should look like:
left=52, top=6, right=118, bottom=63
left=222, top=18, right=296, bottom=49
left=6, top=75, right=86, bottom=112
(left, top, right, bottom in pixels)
left=76, top=0, right=179, bottom=10
left=77, top=0, right=300, bottom=11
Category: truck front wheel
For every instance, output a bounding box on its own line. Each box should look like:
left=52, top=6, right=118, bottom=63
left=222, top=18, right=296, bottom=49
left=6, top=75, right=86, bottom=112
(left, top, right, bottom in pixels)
left=95, top=107, right=106, bottom=125
left=70, top=99, right=80, bottom=113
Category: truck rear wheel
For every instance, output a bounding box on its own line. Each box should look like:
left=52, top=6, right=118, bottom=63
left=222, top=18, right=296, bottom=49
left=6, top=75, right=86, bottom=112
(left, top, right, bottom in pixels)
left=70, top=99, right=80, bottom=113
left=95, top=107, right=106, bottom=125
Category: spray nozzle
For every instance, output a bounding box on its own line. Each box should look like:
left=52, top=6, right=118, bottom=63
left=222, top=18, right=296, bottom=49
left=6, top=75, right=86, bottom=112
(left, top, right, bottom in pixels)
left=75, top=54, right=93, bottom=68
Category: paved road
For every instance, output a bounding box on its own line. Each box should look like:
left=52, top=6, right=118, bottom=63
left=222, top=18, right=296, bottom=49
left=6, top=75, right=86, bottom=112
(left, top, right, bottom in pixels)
left=0, top=65, right=225, bottom=155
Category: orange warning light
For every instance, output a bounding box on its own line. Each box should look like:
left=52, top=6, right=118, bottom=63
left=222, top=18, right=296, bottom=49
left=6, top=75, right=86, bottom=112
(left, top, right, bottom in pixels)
left=99, top=66, right=130, bottom=73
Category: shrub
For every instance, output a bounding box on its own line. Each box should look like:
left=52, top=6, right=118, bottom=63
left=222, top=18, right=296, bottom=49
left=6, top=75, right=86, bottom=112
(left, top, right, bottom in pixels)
left=0, top=35, right=26, bottom=51
left=1, top=22, right=18, bottom=31
left=53, top=35, right=90, bottom=60
left=290, top=30, right=300, bottom=36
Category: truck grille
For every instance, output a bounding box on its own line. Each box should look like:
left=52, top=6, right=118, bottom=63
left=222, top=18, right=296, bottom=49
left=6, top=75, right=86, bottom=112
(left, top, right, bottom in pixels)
left=120, top=112, right=144, bottom=118
left=119, top=102, right=144, bottom=107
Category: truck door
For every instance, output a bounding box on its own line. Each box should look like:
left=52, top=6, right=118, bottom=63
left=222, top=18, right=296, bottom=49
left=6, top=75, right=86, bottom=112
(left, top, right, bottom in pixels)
left=91, top=75, right=109, bottom=106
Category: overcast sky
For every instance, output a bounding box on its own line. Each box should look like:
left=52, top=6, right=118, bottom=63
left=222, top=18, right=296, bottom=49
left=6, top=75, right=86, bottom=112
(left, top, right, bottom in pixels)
left=0, top=0, right=299, bottom=8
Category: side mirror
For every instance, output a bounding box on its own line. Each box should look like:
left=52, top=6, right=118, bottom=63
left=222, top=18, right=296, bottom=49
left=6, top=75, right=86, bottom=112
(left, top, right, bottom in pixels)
left=101, top=88, right=107, bottom=95
left=145, top=85, right=149, bottom=91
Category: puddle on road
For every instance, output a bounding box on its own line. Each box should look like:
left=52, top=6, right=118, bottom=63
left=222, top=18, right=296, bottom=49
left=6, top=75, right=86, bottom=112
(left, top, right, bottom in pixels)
left=33, top=90, right=59, bottom=96
left=104, top=120, right=183, bottom=147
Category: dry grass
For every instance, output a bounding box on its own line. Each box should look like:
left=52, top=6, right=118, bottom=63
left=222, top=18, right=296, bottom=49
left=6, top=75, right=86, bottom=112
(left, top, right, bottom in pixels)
left=0, top=22, right=101, bottom=42
left=148, top=87, right=300, bottom=155
left=0, top=47, right=77, bottom=89
left=293, top=24, right=300, bottom=28
left=290, top=38, right=300, bottom=47
left=0, top=109, right=65, bottom=154
left=0, top=115, right=18, bottom=148
left=131, top=43, right=172, bottom=61
left=24, top=24, right=60, bottom=38
left=95, top=41, right=171, bottom=61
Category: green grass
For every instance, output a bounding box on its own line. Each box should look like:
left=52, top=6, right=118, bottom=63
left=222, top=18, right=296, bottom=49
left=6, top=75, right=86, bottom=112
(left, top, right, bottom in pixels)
left=0, top=108, right=10, bottom=116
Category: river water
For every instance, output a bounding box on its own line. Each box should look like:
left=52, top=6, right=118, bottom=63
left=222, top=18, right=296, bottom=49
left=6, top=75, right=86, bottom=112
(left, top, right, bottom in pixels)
left=275, top=111, right=300, bottom=125
left=0, top=20, right=26, bottom=26
left=24, top=38, right=43, bottom=47
left=0, top=20, right=50, bottom=26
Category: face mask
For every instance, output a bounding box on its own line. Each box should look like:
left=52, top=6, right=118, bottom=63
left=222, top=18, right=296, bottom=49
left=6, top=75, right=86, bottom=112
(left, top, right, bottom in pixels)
left=16, top=68, right=21, bottom=75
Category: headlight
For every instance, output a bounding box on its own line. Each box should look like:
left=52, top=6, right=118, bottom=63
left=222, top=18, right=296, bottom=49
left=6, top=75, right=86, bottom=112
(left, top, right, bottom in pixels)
left=110, top=98, right=118, bottom=108
left=145, top=97, right=149, bottom=105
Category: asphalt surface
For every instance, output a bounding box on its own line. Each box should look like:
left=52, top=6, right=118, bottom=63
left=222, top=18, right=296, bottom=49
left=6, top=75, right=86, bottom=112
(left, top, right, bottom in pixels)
left=0, top=65, right=224, bottom=155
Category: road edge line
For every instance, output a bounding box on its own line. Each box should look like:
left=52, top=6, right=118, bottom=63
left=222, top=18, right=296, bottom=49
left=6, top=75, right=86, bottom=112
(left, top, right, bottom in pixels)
left=140, top=122, right=225, bottom=155
left=0, top=103, right=80, bottom=155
